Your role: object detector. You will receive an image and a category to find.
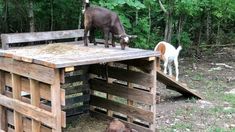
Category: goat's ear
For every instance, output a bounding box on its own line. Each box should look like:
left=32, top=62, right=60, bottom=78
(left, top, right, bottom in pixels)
left=128, top=35, right=137, bottom=38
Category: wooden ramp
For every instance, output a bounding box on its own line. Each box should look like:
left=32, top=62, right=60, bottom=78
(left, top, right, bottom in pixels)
left=157, top=70, right=203, bottom=99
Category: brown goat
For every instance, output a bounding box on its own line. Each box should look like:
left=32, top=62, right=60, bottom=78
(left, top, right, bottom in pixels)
left=106, top=119, right=134, bottom=132
left=83, top=1, right=136, bottom=50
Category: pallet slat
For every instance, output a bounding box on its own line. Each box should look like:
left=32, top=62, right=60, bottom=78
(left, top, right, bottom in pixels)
left=7, top=110, right=52, bottom=132
left=0, top=58, right=55, bottom=84
left=90, top=65, right=154, bottom=88
left=5, top=72, right=66, bottom=106
left=0, top=95, right=57, bottom=129
left=90, top=95, right=153, bottom=123
left=1, top=29, right=85, bottom=49
left=90, top=79, right=154, bottom=105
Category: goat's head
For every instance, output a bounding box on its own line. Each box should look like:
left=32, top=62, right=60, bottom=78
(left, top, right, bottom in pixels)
left=114, top=34, right=137, bottom=50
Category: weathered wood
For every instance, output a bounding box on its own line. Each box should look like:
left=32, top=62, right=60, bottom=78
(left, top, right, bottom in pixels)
left=30, top=79, right=41, bottom=132
left=90, top=110, right=153, bottom=132
left=7, top=110, right=52, bottom=132
left=12, top=74, right=23, bottom=132
left=120, top=59, right=152, bottom=73
left=0, top=43, right=159, bottom=68
left=65, top=94, right=90, bottom=105
left=0, top=71, right=7, bottom=131
left=90, top=95, right=154, bottom=123
left=90, top=65, right=154, bottom=88
left=51, top=69, right=62, bottom=132
left=157, top=70, right=203, bottom=99
left=1, top=29, right=85, bottom=49
left=5, top=72, right=66, bottom=106
left=64, top=105, right=89, bottom=116
left=0, top=58, right=55, bottom=84
left=4, top=91, right=66, bottom=128
left=0, top=94, right=57, bottom=129
left=65, top=74, right=87, bottom=83
left=90, top=79, right=154, bottom=105
left=149, top=59, right=157, bottom=131
left=127, top=65, right=134, bottom=123
left=64, top=84, right=90, bottom=95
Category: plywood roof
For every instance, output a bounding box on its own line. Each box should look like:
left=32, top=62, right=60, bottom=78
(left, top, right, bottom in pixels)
left=0, top=43, right=160, bottom=68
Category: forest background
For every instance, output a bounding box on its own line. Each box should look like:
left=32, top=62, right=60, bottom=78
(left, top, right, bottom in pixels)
left=0, top=0, right=235, bottom=55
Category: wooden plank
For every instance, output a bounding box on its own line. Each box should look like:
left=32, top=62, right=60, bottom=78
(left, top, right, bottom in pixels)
left=120, top=59, right=152, bottom=73
left=90, top=95, right=154, bottom=123
left=90, top=110, right=153, bottom=132
left=90, top=65, right=154, bottom=88
left=63, top=105, right=89, bottom=116
left=127, top=65, right=134, bottom=123
left=5, top=72, right=66, bottom=106
left=0, top=94, right=57, bottom=129
left=149, top=60, right=157, bottom=131
left=64, top=84, right=90, bottom=95
left=157, top=70, right=203, bottom=99
left=51, top=69, right=62, bottom=132
left=65, top=74, right=87, bottom=83
left=4, top=91, right=66, bottom=128
left=90, top=79, right=154, bottom=105
left=30, top=79, right=41, bottom=132
left=7, top=110, right=52, bottom=132
left=0, top=71, right=7, bottom=131
left=12, top=74, right=23, bottom=132
left=65, top=94, right=90, bottom=105
left=1, top=29, right=85, bottom=49
left=0, top=58, right=55, bottom=84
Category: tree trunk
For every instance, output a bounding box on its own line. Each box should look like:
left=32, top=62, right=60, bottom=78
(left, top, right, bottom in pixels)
left=28, top=0, right=35, bottom=32
left=3, top=0, right=9, bottom=33
left=50, top=0, right=54, bottom=31
left=177, top=15, right=184, bottom=45
left=206, top=9, right=211, bottom=44
left=147, top=6, right=151, bottom=45
left=135, top=10, right=138, bottom=26
left=159, top=0, right=173, bottom=43
left=216, top=22, right=221, bottom=45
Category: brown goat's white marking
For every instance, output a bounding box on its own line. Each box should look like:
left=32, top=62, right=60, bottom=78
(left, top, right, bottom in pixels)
left=154, top=41, right=182, bottom=81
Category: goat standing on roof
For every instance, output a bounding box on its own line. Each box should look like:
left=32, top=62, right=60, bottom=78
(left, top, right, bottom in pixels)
left=154, top=41, right=182, bottom=81
left=83, top=0, right=136, bottom=50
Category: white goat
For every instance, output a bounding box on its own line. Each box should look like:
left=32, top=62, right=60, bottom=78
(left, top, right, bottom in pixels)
left=154, top=41, right=182, bottom=81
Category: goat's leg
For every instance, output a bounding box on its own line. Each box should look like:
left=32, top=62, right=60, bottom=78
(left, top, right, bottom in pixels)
left=168, top=63, right=173, bottom=76
left=111, top=34, right=115, bottom=47
left=89, top=28, right=97, bottom=45
left=163, top=59, right=168, bottom=75
left=84, top=27, right=89, bottom=46
left=174, top=59, right=179, bottom=81
left=104, top=29, right=109, bottom=48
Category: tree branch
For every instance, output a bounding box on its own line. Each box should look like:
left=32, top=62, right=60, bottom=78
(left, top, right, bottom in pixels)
left=158, top=0, right=167, bottom=14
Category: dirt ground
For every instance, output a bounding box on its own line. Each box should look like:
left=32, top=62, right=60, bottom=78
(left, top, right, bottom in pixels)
left=65, top=47, right=235, bottom=132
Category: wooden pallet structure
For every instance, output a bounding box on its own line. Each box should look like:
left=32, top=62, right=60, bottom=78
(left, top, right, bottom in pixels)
left=0, top=29, right=160, bottom=132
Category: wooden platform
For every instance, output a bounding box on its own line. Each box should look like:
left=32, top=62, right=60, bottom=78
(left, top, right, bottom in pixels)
left=157, top=70, right=203, bottom=99
left=0, top=43, right=159, bottom=68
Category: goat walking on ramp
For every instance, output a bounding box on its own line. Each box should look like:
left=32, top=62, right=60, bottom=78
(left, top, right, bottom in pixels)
left=154, top=41, right=182, bottom=81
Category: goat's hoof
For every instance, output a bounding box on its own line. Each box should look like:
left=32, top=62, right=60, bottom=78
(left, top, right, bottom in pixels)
left=84, top=44, right=88, bottom=46
left=105, top=46, right=109, bottom=48
left=112, top=45, right=116, bottom=47
left=94, top=42, right=97, bottom=45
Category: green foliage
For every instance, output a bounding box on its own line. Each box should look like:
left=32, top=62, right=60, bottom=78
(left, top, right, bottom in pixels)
left=0, top=0, right=235, bottom=50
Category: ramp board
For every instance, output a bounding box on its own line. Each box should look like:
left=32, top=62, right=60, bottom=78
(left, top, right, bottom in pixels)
left=157, top=70, right=203, bottom=99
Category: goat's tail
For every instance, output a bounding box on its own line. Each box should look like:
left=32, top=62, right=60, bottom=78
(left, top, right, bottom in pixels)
left=83, top=0, right=90, bottom=13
